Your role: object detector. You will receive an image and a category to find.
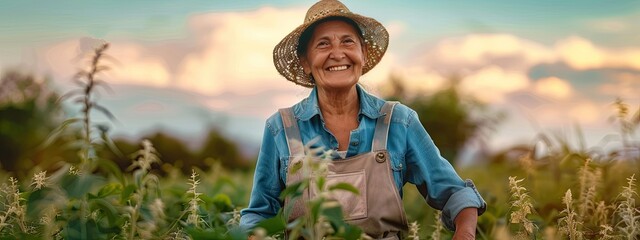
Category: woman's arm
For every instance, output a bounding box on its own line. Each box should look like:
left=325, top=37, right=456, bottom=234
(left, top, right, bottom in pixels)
left=402, top=107, right=486, bottom=230
left=453, top=207, right=478, bottom=240
left=240, top=119, right=284, bottom=229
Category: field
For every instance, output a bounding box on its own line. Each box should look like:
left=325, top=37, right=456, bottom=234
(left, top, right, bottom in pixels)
left=1, top=128, right=639, bottom=239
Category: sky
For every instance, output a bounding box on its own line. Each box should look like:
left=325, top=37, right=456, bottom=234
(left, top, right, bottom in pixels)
left=1, top=0, right=639, bottom=159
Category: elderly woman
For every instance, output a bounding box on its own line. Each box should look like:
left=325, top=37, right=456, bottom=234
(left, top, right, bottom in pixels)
left=240, top=0, right=486, bottom=238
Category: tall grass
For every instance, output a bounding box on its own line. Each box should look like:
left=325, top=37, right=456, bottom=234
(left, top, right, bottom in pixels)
left=558, top=189, right=583, bottom=239
left=508, top=176, right=536, bottom=239
left=616, top=174, right=639, bottom=239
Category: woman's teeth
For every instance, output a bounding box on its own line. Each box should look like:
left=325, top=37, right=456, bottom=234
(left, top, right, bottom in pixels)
left=328, top=65, right=348, bottom=71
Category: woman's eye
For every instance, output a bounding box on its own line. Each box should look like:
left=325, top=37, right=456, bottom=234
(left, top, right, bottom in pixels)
left=317, top=41, right=329, bottom=47
left=343, top=38, right=355, bottom=44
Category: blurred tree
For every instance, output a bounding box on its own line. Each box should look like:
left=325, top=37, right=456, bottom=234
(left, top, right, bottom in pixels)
left=384, top=74, right=504, bottom=165
left=198, top=129, right=248, bottom=169
left=0, top=69, right=70, bottom=177
left=141, top=132, right=197, bottom=174
left=107, top=128, right=248, bottom=175
left=106, top=138, right=139, bottom=172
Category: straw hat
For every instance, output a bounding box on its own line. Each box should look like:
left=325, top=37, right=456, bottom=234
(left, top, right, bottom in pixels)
left=273, top=0, right=389, bottom=87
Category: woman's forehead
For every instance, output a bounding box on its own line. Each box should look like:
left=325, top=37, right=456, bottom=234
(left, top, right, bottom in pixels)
left=310, top=20, right=361, bottom=39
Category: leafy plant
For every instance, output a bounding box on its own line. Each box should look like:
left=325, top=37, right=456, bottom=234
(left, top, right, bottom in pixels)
left=256, top=143, right=363, bottom=239
left=558, top=189, right=583, bottom=240
left=615, top=174, right=639, bottom=240
left=508, top=176, right=537, bottom=239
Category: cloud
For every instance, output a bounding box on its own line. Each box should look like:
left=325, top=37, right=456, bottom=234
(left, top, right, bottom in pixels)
left=421, top=34, right=557, bottom=73
left=556, top=37, right=605, bottom=70
left=589, top=19, right=628, bottom=33
left=598, top=72, right=640, bottom=101
left=413, top=34, right=640, bottom=84
left=567, top=101, right=601, bottom=125
left=384, top=21, right=407, bottom=39
left=41, top=40, right=78, bottom=81
left=586, top=13, right=640, bottom=33
left=404, top=34, right=557, bottom=103
left=556, top=36, right=640, bottom=70
left=37, top=6, right=315, bottom=120
left=204, top=88, right=309, bottom=118
left=460, top=65, right=530, bottom=103
left=376, top=66, right=446, bottom=98
left=517, top=98, right=605, bottom=129
left=176, top=7, right=306, bottom=95
left=41, top=39, right=170, bottom=87
left=533, top=77, right=573, bottom=100
left=109, top=43, right=171, bottom=87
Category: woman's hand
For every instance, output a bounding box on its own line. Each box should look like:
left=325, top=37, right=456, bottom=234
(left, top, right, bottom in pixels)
left=452, top=207, right=478, bottom=240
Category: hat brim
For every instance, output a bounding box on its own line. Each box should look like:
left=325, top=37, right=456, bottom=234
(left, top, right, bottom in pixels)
left=273, top=11, right=389, bottom=87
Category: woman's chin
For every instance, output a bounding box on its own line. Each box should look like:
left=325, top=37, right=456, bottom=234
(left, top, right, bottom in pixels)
left=319, top=82, right=358, bottom=91
left=316, top=78, right=359, bottom=90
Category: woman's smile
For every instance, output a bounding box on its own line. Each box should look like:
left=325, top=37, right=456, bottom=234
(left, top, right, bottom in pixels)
left=327, top=65, right=350, bottom=71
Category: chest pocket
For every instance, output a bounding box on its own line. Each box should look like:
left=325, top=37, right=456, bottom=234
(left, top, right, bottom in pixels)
left=310, top=169, right=368, bottom=221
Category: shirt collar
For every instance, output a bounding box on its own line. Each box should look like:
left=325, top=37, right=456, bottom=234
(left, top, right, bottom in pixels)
left=293, top=84, right=384, bottom=121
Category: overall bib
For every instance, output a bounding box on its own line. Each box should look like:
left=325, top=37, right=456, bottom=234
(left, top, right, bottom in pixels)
left=280, top=102, right=409, bottom=239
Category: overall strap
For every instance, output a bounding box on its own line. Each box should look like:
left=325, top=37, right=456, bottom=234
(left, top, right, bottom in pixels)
left=372, top=101, right=397, bottom=151
left=279, top=108, right=305, bottom=157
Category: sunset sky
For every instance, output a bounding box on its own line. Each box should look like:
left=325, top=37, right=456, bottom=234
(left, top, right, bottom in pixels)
left=1, top=1, right=639, bottom=159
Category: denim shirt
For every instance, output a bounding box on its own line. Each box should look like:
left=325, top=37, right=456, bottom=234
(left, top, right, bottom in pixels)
left=240, top=84, right=486, bottom=231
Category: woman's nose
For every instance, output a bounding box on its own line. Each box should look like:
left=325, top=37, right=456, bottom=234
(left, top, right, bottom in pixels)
left=329, top=47, right=346, bottom=60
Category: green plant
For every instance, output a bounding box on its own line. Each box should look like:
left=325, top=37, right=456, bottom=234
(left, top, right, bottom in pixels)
left=615, top=174, right=639, bottom=240
left=429, top=211, right=443, bottom=240
left=122, top=139, right=163, bottom=239
left=256, top=143, right=362, bottom=239
left=407, top=221, right=419, bottom=240
left=558, top=189, right=583, bottom=239
left=507, top=176, right=537, bottom=239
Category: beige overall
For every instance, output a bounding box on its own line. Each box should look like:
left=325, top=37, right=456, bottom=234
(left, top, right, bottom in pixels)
left=280, top=102, right=409, bottom=239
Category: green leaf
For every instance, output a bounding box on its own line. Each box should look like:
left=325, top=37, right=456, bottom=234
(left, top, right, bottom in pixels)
left=26, top=188, right=55, bottom=219
left=226, top=227, right=249, bottom=240
left=94, top=182, right=122, bottom=199
left=335, top=224, right=363, bottom=240
left=255, top=215, right=286, bottom=234
left=60, top=174, right=103, bottom=199
left=90, top=198, right=119, bottom=225
left=316, top=177, right=325, bottom=192
left=120, top=184, right=137, bottom=203
left=279, top=181, right=305, bottom=200
left=38, top=117, right=82, bottom=150
left=96, top=158, right=124, bottom=184
left=289, top=160, right=303, bottom=174
left=184, top=227, right=226, bottom=239
left=328, top=182, right=360, bottom=195
left=309, top=199, right=323, bottom=222
left=321, top=201, right=344, bottom=225
left=212, top=193, right=233, bottom=212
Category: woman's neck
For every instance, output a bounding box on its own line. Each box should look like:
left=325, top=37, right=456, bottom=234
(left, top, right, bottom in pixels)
left=317, top=85, right=359, bottom=117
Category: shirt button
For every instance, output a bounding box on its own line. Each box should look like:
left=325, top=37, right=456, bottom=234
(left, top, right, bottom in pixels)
left=351, top=141, right=359, bottom=146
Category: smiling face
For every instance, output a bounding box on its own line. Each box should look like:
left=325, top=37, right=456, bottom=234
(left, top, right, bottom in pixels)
left=300, top=19, right=367, bottom=91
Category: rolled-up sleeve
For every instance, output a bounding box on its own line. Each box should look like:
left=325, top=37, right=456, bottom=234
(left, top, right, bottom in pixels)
left=240, top=121, right=283, bottom=229
left=404, top=110, right=486, bottom=231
